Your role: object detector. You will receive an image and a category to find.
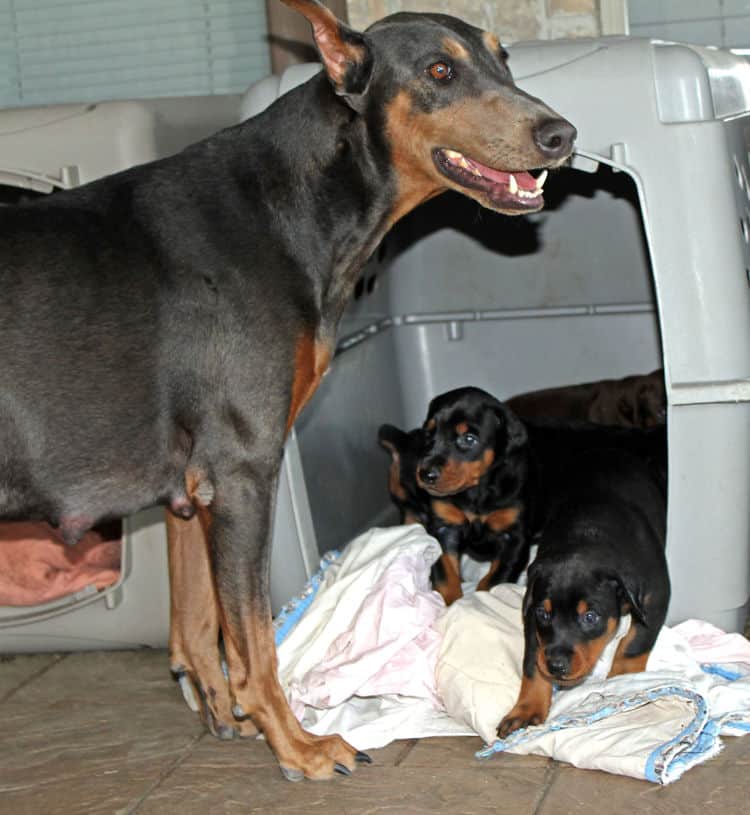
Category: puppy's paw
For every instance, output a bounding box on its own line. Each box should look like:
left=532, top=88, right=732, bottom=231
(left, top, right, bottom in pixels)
left=497, top=704, right=547, bottom=739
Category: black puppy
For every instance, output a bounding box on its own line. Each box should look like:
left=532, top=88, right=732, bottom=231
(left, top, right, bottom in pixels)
left=379, top=387, right=530, bottom=604
left=497, top=446, right=669, bottom=738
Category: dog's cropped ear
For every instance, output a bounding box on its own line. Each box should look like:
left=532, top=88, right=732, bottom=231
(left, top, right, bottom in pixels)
left=280, top=0, right=373, bottom=108
left=608, top=574, right=648, bottom=626
left=378, top=424, right=407, bottom=459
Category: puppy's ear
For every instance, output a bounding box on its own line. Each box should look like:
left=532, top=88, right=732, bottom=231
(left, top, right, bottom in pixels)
left=378, top=424, right=407, bottom=459
left=493, top=403, right=528, bottom=456
left=608, top=574, right=647, bottom=626
left=280, top=0, right=373, bottom=109
left=522, top=562, right=540, bottom=617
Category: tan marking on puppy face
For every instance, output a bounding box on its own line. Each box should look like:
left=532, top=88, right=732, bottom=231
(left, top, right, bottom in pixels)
left=432, top=499, right=467, bottom=526
left=482, top=506, right=520, bottom=533
left=426, top=418, right=436, bottom=431
left=576, top=599, right=589, bottom=616
left=543, top=598, right=552, bottom=614
left=441, top=36, right=470, bottom=61
left=422, top=456, right=487, bottom=494
left=564, top=616, right=619, bottom=683
left=456, top=421, right=469, bottom=435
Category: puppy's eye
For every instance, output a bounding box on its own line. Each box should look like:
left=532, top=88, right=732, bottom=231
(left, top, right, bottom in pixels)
left=455, top=432, right=478, bottom=451
left=580, top=609, right=601, bottom=628
left=429, top=61, right=453, bottom=81
left=535, top=606, right=551, bottom=625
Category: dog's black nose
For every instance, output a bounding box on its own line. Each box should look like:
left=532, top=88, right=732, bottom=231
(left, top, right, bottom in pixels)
left=546, top=654, right=570, bottom=678
left=419, top=466, right=441, bottom=485
left=533, top=118, right=577, bottom=160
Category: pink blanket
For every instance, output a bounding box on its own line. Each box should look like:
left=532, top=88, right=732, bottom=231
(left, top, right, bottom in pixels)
left=0, top=521, right=121, bottom=606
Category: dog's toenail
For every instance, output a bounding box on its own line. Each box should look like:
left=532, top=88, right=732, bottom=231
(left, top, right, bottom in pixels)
left=280, top=766, right=305, bottom=782
left=355, top=751, right=373, bottom=764
left=334, top=763, right=352, bottom=776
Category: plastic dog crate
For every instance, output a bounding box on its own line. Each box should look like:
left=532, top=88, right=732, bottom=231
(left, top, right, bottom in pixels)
left=1, top=35, right=749, bottom=652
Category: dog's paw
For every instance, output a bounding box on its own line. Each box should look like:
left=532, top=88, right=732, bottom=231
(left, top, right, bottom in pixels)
left=496, top=705, right=546, bottom=740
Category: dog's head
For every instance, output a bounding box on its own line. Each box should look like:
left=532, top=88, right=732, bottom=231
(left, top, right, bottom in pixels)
left=415, top=387, right=527, bottom=497
left=523, top=554, right=646, bottom=687
left=280, top=0, right=576, bottom=217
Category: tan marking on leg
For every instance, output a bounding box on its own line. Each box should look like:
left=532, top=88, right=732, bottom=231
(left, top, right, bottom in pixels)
left=434, top=552, right=463, bottom=605
left=220, top=605, right=359, bottom=778
left=286, top=334, right=333, bottom=434
left=609, top=623, right=650, bottom=677
left=497, top=671, right=553, bottom=738
left=477, top=559, right=501, bottom=592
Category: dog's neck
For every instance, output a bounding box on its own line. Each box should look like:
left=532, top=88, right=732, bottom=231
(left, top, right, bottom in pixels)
left=223, top=73, right=422, bottom=331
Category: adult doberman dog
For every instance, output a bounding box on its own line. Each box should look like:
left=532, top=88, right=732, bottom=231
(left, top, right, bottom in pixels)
left=0, top=0, right=575, bottom=780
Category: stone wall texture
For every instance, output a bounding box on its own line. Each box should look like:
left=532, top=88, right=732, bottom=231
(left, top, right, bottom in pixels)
left=347, top=0, right=603, bottom=42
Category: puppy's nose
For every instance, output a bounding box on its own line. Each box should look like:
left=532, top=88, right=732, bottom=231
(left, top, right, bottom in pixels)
left=546, top=654, right=570, bottom=678
left=533, top=118, right=577, bottom=160
left=418, top=466, right=441, bottom=486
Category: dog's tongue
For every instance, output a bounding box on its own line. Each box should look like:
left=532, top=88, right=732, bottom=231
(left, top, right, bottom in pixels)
left=468, top=160, right=538, bottom=190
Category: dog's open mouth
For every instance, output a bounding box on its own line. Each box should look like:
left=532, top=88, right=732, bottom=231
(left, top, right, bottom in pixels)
left=433, top=148, right=547, bottom=211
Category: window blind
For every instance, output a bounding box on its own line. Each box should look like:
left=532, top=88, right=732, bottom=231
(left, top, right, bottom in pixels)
left=0, top=0, right=270, bottom=108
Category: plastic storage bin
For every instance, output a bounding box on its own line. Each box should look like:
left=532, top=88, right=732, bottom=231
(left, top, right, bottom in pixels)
left=2, top=35, right=749, bottom=651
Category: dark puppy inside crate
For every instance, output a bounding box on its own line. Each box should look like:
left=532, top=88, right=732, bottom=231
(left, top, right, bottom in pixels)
left=497, top=444, right=669, bottom=738
left=379, top=386, right=667, bottom=607
left=507, top=369, right=666, bottom=428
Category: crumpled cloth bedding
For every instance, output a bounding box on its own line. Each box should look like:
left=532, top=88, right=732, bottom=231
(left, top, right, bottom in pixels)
left=437, top=583, right=750, bottom=784
left=0, top=521, right=121, bottom=606
left=275, top=525, right=474, bottom=747
left=184, top=524, right=750, bottom=782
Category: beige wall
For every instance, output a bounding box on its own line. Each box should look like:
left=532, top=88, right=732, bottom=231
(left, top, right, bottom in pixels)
left=347, top=0, right=604, bottom=42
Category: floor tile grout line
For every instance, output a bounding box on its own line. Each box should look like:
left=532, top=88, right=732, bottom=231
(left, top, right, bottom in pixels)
left=0, top=653, right=68, bottom=705
left=127, top=730, right=207, bottom=814
left=530, top=760, right=559, bottom=815
left=393, top=738, right=418, bottom=767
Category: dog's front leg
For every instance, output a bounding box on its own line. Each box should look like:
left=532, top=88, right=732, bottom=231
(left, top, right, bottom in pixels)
left=211, top=467, right=369, bottom=781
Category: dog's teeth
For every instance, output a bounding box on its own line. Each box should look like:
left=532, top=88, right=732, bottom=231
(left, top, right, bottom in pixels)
left=458, top=157, right=471, bottom=169
left=470, top=166, right=482, bottom=176
left=508, top=173, right=518, bottom=195
left=536, top=169, right=548, bottom=190
left=444, top=149, right=462, bottom=160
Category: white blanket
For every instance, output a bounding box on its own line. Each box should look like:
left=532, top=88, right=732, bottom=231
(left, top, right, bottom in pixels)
left=183, top=525, right=750, bottom=783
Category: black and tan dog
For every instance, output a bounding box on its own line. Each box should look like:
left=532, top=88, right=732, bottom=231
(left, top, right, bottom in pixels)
left=497, top=445, right=669, bottom=737
left=0, top=0, right=575, bottom=781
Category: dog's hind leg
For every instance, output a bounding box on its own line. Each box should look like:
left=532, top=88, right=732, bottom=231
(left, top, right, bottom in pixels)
left=167, top=507, right=258, bottom=739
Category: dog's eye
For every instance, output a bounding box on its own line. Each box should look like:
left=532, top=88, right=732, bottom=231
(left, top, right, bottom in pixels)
left=429, top=61, right=453, bottom=81
left=535, top=606, right=551, bottom=625
left=579, top=609, right=601, bottom=628
left=455, top=432, right=478, bottom=451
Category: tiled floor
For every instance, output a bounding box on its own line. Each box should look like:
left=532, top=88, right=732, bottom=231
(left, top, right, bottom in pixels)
left=2, top=650, right=749, bottom=815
